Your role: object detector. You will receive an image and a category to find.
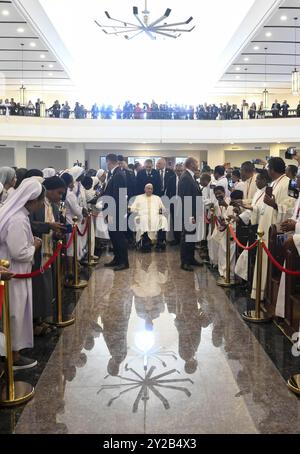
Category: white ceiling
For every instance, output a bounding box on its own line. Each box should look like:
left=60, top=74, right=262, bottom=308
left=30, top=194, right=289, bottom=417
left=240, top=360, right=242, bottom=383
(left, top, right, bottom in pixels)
left=36, top=0, right=256, bottom=103
left=219, top=0, right=300, bottom=94
left=0, top=0, right=71, bottom=94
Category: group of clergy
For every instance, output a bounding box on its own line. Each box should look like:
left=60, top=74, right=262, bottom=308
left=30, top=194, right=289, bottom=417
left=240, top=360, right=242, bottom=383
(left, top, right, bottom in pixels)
left=0, top=153, right=300, bottom=374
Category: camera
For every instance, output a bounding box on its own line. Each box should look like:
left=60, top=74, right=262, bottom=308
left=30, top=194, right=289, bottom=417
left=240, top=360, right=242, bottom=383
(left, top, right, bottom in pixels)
left=285, top=147, right=297, bottom=160
left=288, top=179, right=299, bottom=199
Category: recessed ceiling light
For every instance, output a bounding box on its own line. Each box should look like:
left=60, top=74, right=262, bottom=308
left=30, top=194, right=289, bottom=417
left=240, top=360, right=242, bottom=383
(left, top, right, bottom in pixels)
left=280, top=15, right=287, bottom=21
left=236, top=67, right=241, bottom=71
left=17, top=27, right=25, bottom=33
left=253, top=45, right=260, bottom=50
left=29, top=42, right=36, bottom=47
left=48, top=72, right=53, bottom=76
left=48, top=64, right=54, bottom=68
left=2, top=10, right=9, bottom=16
left=40, top=54, right=45, bottom=59
left=265, top=31, right=272, bottom=37
left=244, top=57, right=249, bottom=61
left=235, top=75, right=240, bottom=79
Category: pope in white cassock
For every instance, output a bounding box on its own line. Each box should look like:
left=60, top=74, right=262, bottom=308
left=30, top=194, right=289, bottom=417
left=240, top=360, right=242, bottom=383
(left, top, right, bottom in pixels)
left=130, top=183, right=168, bottom=251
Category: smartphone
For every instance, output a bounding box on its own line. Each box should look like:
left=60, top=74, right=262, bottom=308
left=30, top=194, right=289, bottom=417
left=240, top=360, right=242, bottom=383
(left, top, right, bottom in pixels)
left=265, top=186, right=273, bottom=197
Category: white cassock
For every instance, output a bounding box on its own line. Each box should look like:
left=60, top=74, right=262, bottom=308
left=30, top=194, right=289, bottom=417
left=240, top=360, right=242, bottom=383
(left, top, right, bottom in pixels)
left=218, top=205, right=236, bottom=279
left=243, top=175, right=257, bottom=204
left=215, top=176, right=230, bottom=197
left=276, top=197, right=300, bottom=317
left=0, top=207, right=35, bottom=354
left=201, top=184, right=213, bottom=242
left=65, top=187, right=84, bottom=258
left=234, top=181, right=246, bottom=192
left=208, top=200, right=230, bottom=267
left=95, top=198, right=110, bottom=240
left=251, top=175, right=295, bottom=300
left=130, top=194, right=168, bottom=242
left=235, top=187, right=266, bottom=281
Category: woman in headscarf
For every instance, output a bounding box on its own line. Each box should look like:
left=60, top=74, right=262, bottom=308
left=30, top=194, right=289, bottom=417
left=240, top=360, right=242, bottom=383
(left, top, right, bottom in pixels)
left=30, top=176, right=66, bottom=336
left=0, top=178, right=45, bottom=369
left=93, top=169, right=109, bottom=248
left=43, top=167, right=56, bottom=179
left=0, top=166, right=17, bottom=203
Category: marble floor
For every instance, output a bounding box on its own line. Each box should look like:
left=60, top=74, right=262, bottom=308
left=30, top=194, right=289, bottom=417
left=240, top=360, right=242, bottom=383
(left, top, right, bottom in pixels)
left=4, top=249, right=300, bottom=434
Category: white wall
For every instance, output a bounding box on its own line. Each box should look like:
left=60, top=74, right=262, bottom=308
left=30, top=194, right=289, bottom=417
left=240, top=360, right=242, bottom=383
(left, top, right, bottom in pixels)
left=26, top=148, right=67, bottom=170
left=0, top=148, right=14, bottom=167
left=225, top=149, right=269, bottom=168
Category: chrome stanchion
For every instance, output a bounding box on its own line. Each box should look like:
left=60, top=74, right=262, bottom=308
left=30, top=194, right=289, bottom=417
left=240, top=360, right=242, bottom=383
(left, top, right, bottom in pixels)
left=0, top=260, right=35, bottom=407
left=54, top=241, right=75, bottom=327
left=82, top=211, right=98, bottom=267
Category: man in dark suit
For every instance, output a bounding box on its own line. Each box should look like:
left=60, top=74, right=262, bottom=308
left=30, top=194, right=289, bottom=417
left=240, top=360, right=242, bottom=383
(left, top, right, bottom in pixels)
left=103, top=154, right=129, bottom=271
left=271, top=99, right=281, bottom=118
left=156, top=158, right=175, bottom=196
left=117, top=155, right=136, bottom=200
left=166, top=162, right=184, bottom=245
left=178, top=157, right=203, bottom=271
left=136, top=159, right=161, bottom=195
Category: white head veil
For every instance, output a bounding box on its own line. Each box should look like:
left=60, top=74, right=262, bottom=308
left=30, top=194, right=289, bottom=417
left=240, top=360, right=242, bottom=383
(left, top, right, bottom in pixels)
left=68, top=166, right=84, bottom=181
left=0, top=178, right=42, bottom=235
left=43, top=168, right=56, bottom=179
left=0, top=167, right=16, bottom=186
left=0, top=183, right=3, bottom=195
left=96, top=169, right=105, bottom=180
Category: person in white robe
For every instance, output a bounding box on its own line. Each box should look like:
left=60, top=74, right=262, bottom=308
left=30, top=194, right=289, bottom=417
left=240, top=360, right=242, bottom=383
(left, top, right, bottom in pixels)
left=66, top=166, right=88, bottom=260
left=0, top=178, right=44, bottom=369
left=94, top=169, right=110, bottom=241
left=213, top=166, right=230, bottom=197
left=43, top=167, right=56, bottom=179
left=0, top=167, right=16, bottom=204
left=276, top=166, right=300, bottom=317
left=241, top=161, right=257, bottom=204
left=232, top=169, right=245, bottom=192
left=235, top=170, right=270, bottom=281
left=130, top=183, right=168, bottom=251
left=251, top=158, right=295, bottom=301
left=208, top=186, right=231, bottom=269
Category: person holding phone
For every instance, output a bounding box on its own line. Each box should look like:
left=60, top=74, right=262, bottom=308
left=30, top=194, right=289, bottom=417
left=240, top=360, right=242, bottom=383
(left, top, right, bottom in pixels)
left=251, top=158, right=295, bottom=301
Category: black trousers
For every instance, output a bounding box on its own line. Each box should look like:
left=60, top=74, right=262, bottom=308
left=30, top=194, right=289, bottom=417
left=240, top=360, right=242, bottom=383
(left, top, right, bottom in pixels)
left=180, top=230, right=196, bottom=265
left=170, top=206, right=181, bottom=244
left=109, top=230, right=129, bottom=265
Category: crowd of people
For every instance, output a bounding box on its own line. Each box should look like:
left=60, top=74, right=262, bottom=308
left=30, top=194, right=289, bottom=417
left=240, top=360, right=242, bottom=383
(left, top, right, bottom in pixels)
left=0, top=151, right=300, bottom=375
left=1, top=97, right=300, bottom=120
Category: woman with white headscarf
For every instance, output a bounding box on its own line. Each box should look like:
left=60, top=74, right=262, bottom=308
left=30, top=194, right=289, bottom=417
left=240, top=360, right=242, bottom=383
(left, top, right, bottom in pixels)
left=0, top=178, right=44, bottom=369
left=43, top=167, right=56, bottom=179
left=95, top=169, right=109, bottom=242
left=0, top=166, right=16, bottom=204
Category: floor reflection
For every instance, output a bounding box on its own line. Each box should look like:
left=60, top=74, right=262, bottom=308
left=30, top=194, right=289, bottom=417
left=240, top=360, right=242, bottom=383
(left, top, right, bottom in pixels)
left=12, top=250, right=300, bottom=434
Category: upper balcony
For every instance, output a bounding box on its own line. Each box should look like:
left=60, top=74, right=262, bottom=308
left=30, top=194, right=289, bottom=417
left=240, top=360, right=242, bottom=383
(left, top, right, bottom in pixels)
left=0, top=115, right=300, bottom=145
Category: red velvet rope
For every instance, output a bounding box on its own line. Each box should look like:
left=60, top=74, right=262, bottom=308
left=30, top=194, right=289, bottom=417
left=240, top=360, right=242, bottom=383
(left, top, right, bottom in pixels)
left=62, top=227, right=76, bottom=250
left=14, top=243, right=63, bottom=279
left=228, top=224, right=259, bottom=251
left=262, top=243, right=300, bottom=276
left=77, top=218, right=89, bottom=237
left=204, top=215, right=211, bottom=225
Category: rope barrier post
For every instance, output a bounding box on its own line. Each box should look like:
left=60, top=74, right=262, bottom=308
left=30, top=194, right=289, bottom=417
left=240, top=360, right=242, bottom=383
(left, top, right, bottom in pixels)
left=0, top=260, right=35, bottom=407
left=82, top=210, right=98, bottom=267
left=54, top=241, right=75, bottom=327
left=65, top=217, right=87, bottom=290
left=242, top=230, right=271, bottom=323
left=217, top=223, right=235, bottom=288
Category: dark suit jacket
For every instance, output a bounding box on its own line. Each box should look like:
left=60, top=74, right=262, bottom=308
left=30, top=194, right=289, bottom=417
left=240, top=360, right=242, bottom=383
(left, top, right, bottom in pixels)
left=102, top=166, right=127, bottom=229
left=122, top=168, right=136, bottom=200
left=136, top=169, right=161, bottom=196
left=178, top=170, right=202, bottom=221
left=166, top=174, right=178, bottom=199
left=158, top=168, right=175, bottom=195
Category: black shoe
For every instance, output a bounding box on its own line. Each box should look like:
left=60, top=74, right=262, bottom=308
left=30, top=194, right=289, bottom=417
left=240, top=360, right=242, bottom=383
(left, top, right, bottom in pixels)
left=114, top=264, right=130, bottom=272
left=181, top=264, right=194, bottom=272
left=104, top=260, right=119, bottom=268
left=191, top=260, right=203, bottom=267
left=13, top=356, right=37, bottom=371
left=170, top=240, right=180, bottom=246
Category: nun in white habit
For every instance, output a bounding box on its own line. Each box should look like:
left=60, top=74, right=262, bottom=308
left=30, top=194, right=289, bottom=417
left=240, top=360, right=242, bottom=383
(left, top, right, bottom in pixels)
left=0, top=178, right=44, bottom=369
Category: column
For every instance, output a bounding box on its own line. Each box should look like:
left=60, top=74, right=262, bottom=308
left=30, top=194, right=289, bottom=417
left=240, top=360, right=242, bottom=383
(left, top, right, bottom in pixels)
left=206, top=144, right=225, bottom=169
left=269, top=144, right=282, bottom=158
left=67, top=143, right=85, bottom=169
left=14, top=141, right=27, bottom=168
